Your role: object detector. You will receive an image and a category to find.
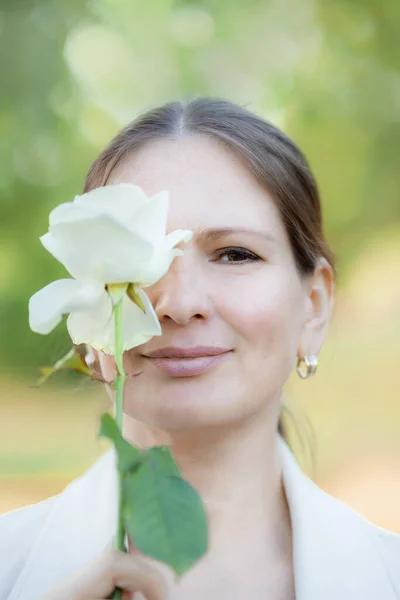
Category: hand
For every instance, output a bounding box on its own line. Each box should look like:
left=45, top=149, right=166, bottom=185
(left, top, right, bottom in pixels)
left=42, top=547, right=171, bottom=600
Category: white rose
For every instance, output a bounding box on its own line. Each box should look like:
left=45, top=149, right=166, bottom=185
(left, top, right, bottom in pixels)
left=28, top=184, right=192, bottom=354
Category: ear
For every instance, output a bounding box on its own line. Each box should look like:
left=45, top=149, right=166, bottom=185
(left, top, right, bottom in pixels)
left=297, top=257, right=335, bottom=360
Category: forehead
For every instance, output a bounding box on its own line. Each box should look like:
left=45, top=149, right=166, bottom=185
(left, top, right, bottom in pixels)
left=108, top=135, right=286, bottom=236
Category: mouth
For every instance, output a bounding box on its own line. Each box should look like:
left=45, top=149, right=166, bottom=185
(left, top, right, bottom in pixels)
left=143, top=351, right=232, bottom=377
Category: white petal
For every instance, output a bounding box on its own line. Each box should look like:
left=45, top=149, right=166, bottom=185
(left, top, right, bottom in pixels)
left=41, top=215, right=154, bottom=284
left=66, top=292, right=114, bottom=351
left=126, top=190, right=169, bottom=245
left=49, top=201, right=97, bottom=228
left=164, top=228, right=193, bottom=250
left=74, top=184, right=149, bottom=221
left=29, top=279, right=105, bottom=334
left=39, top=232, right=66, bottom=266
left=122, top=288, right=161, bottom=352
left=135, top=229, right=194, bottom=287
left=67, top=287, right=161, bottom=354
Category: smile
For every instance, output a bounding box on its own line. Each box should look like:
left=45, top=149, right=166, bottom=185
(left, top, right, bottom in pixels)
left=144, top=352, right=231, bottom=377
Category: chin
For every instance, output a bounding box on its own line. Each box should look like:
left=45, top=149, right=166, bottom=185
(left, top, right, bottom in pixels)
left=123, top=391, right=244, bottom=431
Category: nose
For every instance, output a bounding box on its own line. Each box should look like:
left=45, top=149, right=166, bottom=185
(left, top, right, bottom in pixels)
left=144, top=250, right=213, bottom=327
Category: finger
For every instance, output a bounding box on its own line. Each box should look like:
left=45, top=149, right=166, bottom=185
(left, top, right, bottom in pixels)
left=44, top=548, right=170, bottom=600
left=95, top=549, right=168, bottom=599
left=103, top=551, right=168, bottom=600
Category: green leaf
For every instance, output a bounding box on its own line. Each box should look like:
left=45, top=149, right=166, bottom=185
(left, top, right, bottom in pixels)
left=143, top=446, right=181, bottom=478
left=98, top=413, right=142, bottom=474
left=123, top=457, right=208, bottom=576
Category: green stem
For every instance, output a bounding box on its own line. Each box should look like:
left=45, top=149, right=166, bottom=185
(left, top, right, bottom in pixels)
left=114, top=297, right=126, bottom=434
left=111, top=297, right=127, bottom=600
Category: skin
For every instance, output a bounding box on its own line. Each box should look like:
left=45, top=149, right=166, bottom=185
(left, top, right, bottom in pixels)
left=90, top=134, right=335, bottom=598
left=42, top=548, right=168, bottom=600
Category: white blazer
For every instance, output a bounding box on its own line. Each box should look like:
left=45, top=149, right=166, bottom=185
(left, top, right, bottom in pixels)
left=1, top=435, right=399, bottom=600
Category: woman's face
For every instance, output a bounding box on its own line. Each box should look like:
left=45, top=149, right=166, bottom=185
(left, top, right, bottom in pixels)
left=95, top=135, right=332, bottom=430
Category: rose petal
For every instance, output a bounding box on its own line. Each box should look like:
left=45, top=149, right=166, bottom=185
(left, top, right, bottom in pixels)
left=67, top=288, right=161, bottom=354
left=135, top=229, right=194, bottom=287
left=164, top=229, right=193, bottom=251
left=66, top=292, right=114, bottom=351
left=40, top=216, right=154, bottom=284
left=74, top=184, right=149, bottom=222
left=126, top=190, right=169, bottom=245
left=29, top=279, right=105, bottom=334
left=49, top=201, right=98, bottom=228
left=122, top=288, right=162, bottom=352
left=39, top=232, right=67, bottom=267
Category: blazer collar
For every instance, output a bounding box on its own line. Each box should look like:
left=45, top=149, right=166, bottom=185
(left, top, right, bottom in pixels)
left=278, top=437, right=397, bottom=599
left=9, top=435, right=397, bottom=600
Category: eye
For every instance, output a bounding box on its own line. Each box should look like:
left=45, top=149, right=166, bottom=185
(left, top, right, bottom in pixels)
left=214, top=247, right=262, bottom=263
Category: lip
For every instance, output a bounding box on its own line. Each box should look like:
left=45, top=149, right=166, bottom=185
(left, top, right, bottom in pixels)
left=143, top=346, right=232, bottom=359
left=144, top=351, right=232, bottom=377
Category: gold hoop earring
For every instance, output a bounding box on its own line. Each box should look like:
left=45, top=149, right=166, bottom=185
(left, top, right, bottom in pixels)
left=296, top=355, right=318, bottom=379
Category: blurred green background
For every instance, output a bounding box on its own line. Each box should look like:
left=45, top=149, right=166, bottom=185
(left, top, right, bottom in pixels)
left=1, top=0, right=399, bottom=531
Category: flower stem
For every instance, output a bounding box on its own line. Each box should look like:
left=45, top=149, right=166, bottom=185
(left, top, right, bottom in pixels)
left=111, top=297, right=127, bottom=600
left=114, top=297, right=126, bottom=433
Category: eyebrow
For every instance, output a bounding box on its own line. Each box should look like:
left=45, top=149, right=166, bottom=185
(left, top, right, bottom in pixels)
left=198, top=227, right=277, bottom=244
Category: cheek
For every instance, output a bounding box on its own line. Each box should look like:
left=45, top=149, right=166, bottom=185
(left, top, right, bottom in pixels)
left=219, top=272, right=302, bottom=352
left=99, top=353, right=117, bottom=382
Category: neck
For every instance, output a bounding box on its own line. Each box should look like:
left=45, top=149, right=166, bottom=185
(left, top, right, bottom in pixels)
left=122, top=403, right=292, bottom=564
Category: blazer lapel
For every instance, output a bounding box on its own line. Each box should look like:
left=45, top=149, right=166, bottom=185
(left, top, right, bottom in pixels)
left=8, top=447, right=119, bottom=600
left=10, top=437, right=397, bottom=600
left=278, top=436, right=397, bottom=600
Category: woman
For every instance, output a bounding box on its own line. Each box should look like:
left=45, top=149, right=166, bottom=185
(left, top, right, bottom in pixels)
left=1, top=97, right=399, bottom=600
